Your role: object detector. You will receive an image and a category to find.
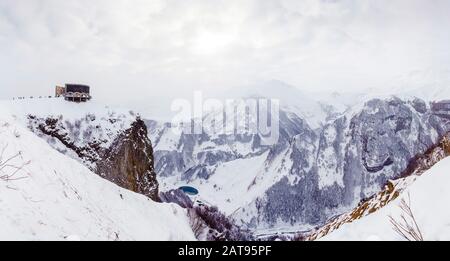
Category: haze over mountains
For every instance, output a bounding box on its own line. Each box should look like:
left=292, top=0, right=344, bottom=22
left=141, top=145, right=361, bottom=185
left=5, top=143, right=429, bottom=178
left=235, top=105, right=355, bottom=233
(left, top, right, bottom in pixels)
left=1, top=74, right=450, bottom=240
left=2, top=0, right=450, bottom=242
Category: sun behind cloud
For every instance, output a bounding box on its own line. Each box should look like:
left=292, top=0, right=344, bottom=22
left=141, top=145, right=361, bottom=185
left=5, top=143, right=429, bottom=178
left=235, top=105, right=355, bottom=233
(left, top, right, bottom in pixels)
left=191, top=31, right=236, bottom=55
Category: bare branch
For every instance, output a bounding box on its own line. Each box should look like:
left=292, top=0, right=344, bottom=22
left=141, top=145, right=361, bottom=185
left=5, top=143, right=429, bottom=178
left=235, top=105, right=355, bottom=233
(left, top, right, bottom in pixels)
left=0, top=143, right=30, bottom=182
left=389, top=193, right=424, bottom=241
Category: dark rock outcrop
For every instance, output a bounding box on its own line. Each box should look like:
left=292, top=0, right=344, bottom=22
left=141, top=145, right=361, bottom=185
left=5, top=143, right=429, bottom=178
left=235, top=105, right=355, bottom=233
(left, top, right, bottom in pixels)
left=28, top=115, right=160, bottom=201
left=160, top=189, right=193, bottom=209
left=96, top=119, right=159, bottom=201
left=160, top=189, right=254, bottom=241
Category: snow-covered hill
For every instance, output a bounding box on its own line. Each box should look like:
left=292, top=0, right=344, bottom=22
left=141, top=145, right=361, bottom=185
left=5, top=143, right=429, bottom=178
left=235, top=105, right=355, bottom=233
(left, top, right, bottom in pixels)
left=1, top=99, right=136, bottom=169
left=322, top=156, right=450, bottom=241
left=0, top=104, right=195, bottom=241
left=1, top=98, right=160, bottom=200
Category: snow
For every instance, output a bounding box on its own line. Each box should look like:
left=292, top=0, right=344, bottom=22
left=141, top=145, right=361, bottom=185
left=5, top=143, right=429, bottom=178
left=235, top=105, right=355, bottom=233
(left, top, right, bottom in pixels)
left=309, top=70, right=450, bottom=109
left=2, top=98, right=133, bottom=122
left=0, top=104, right=195, bottom=241
left=0, top=99, right=140, bottom=169
left=190, top=152, right=270, bottom=215
left=388, top=69, right=450, bottom=101
left=322, top=157, right=450, bottom=241
left=158, top=148, right=294, bottom=226
left=161, top=152, right=273, bottom=216
left=154, top=126, right=181, bottom=151
left=308, top=91, right=368, bottom=114
left=317, top=146, right=342, bottom=189
left=1, top=99, right=137, bottom=149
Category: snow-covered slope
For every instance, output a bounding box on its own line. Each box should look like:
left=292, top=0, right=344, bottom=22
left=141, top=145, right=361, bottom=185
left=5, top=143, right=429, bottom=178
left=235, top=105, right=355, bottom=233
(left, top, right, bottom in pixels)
left=2, top=99, right=136, bottom=160
left=322, top=157, right=450, bottom=241
left=0, top=106, right=195, bottom=241
left=1, top=98, right=160, bottom=200
left=1, top=99, right=136, bottom=169
left=3, top=98, right=135, bottom=123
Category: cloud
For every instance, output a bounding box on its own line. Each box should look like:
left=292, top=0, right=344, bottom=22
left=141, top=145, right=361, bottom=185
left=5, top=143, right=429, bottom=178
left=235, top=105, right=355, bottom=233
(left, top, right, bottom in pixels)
left=1, top=0, right=449, bottom=105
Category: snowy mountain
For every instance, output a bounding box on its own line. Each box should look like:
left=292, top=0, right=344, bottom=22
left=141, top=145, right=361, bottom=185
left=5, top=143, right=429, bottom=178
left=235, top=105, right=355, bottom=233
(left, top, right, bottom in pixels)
left=307, top=70, right=450, bottom=113
left=299, top=133, right=450, bottom=241
left=238, top=97, right=450, bottom=231
left=4, top=82, right=450, bottom=240
left=221, top=80, right=333, bottom=129
left=388, top=69, right=450, bottom=101
left=1, top=98, right=249, bottom=241
left=322, top=149, right=450, bottom=241
left=3, top=99, right=159, bottom=200
left=0, top=105, right=195, bottom=240
left=147, top=93, right=450, bottom=233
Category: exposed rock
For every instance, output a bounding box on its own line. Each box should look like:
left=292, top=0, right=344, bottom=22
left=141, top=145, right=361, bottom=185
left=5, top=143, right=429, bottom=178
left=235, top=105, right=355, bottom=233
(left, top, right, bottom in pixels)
left=27, top=115, right=159, bottom=201
left=160, top=189, right=193, bottom=209
left=96, top=119, right=159, bottom=201
left=160, top=189, right=254, bottom=241
left=187, top=204, right=255, bottom=241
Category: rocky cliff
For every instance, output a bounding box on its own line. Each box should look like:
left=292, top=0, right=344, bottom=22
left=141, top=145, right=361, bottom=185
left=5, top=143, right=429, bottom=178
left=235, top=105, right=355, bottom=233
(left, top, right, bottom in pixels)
left=27, top=112, right=160, bottom=201
left=96, top=119, right=159, bottom=200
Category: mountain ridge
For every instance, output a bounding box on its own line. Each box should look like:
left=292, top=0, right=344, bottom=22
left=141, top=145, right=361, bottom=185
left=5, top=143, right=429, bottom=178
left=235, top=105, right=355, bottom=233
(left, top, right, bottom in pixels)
left=147, top=94, right=450, bottom=232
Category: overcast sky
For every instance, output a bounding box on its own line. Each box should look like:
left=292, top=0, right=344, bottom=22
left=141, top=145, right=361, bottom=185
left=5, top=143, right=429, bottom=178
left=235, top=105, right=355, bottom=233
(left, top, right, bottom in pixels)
left=1, top=0, right=450, bottom=105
